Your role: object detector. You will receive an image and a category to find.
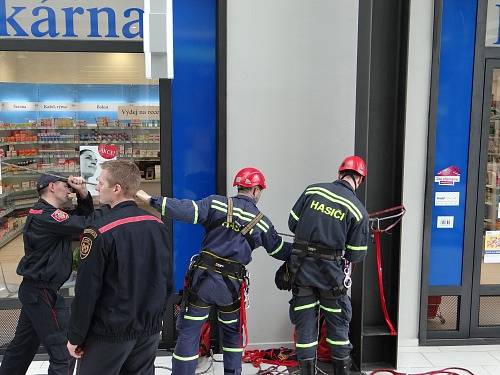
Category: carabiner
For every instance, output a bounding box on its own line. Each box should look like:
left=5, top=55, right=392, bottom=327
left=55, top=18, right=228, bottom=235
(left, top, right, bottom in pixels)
left=343, top=261, right=352, bottom=289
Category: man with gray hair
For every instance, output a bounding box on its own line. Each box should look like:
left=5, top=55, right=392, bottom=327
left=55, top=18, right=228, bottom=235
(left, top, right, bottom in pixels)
left=67, top=160, right=172, bottom=375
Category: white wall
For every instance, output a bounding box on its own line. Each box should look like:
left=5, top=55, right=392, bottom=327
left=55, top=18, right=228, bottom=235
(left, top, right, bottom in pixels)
left=398, top=0, right=434, bottom=347
left=227, top=0, right=359, bottom=346
left=0, top=51, right=154, bottom=84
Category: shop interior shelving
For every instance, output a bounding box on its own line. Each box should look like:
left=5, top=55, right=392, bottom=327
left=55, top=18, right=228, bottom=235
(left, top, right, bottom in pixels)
left=0, top=118, right=161, bottom=248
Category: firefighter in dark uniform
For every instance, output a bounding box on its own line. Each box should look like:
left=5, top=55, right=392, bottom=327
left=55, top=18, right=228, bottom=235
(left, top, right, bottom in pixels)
left=0, top=173, right=100, bottom=375
left=285, top=156, right=369, bottom=375
left=135, top=167, right=292, bottom=375
left=67, top=160, right=171, bottom=375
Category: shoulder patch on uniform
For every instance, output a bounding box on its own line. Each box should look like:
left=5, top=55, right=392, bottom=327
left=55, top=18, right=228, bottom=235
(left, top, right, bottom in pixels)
left=51, top=209, right=69, bottom=222
left=83, top=228, right=98, bottom=239
left=80, top=235, right=93, bottom=260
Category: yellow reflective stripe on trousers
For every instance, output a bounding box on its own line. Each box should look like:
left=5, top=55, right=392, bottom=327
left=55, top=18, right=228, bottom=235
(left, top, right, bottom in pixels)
left=296, top=341, right=318, bottom=348
left=269, top=238, right=284, bottom=256
left=294, top=301, right=319, bottom=311
left=162, top=197, right=167, bottom=216
left=184, top=314, right=209, bottom=321
left=305, top=188, right=361, bottom=221
left=326, top=338, right=350, bottom=346
left=223, top=347, right=244, bottom=352
left=320, top=305, right=341, bottom=313
left=290, top=209, right=299, bottom=221
left=218, top=317, right=238, bottom=324
left=173, top=353, right=199, bottom=361
left=346, top=244, right=367, bottom=251
left=192, top=201, right=199, bottom=224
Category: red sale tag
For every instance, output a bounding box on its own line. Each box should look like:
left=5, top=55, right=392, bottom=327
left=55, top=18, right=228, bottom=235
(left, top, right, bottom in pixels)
left=98, top=144, right=117, bottom=159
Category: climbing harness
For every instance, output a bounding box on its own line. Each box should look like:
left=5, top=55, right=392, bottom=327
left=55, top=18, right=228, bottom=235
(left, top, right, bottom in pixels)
left=182, top=197, right=264, bottom=349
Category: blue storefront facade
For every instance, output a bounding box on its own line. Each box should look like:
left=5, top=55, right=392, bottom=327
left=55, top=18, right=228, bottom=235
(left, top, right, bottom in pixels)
left=0, top=0, right=225, bottom=352
left=421, top=0, right=500, bottom=344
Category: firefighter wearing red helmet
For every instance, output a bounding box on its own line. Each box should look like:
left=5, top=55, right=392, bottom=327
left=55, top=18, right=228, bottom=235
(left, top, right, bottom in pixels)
left=136, top=167, right=291, bottom=375
left=282, top=156, right=369, bottom=375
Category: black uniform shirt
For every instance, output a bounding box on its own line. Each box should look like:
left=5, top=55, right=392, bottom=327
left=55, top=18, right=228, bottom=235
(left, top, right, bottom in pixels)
left=17, top=193, right=101, bottom=290
left=288, top=180, right=369, bottom=289
left=68, top=200, right=172, bottom=345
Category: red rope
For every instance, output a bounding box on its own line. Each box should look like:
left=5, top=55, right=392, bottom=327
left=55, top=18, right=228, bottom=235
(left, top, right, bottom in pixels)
left=240, top=280, right=249, bottom=348
left=373, top=230, right=397, bottom=336
left=243, top=348, right=298, bottom=368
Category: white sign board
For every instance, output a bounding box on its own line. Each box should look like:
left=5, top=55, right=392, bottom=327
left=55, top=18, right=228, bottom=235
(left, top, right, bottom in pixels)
left=485, top=231, right=500, bottom=263
left=434, top=192, right=460, bottom=206
left=117, top=105, right=160, bottom=120
left=0, top=102, right=159, bottom=113
left=437, top=216, right=454, bottom=229
left=487, top=0, right=500, bottom=46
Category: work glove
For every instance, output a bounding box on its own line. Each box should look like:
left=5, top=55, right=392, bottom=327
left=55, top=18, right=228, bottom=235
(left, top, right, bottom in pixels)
left=136, top=189, right=152, bottom=203
left=274, top=261, right=292, bottom=291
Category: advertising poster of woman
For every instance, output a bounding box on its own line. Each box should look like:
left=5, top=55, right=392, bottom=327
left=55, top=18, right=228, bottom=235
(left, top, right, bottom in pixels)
left=79, top=144, right=117, bottom=195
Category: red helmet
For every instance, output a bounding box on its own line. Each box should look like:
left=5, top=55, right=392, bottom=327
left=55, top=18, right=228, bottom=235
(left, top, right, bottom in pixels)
left=233, top=167, right=267, bottom=189
left=338, top=156, right=367, bottom=177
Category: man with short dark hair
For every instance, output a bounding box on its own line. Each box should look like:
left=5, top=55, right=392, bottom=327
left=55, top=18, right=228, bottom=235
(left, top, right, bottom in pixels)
left=0, top=173, right=99, bottom=375
left=67, top=160, right=171, bottom=375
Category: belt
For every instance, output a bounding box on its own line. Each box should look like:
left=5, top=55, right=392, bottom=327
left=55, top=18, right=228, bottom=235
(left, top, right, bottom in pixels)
left=292, top=241, right=343, bottom=262
left=194, top=250, right=247, bottom=280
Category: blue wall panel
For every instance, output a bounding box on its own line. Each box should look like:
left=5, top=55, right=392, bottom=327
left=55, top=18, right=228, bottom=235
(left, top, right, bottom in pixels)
left=429, top=0, right=477, bottom=286
left=171, top=0, right=217, bottom=291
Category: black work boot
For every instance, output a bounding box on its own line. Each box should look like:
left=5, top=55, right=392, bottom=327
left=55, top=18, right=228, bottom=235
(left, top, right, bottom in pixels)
left=298, top=359, right=316, bottom=375
left=332, top=357, right=350, bottom=375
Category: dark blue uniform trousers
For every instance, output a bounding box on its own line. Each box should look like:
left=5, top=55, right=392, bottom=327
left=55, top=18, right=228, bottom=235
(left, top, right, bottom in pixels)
left=290, top=290, right=352, bottom=361
left=172, top=274, right=243, bottom=375
left=76, top=333, right=160, bottom=375
left=0, top=282, right=75, bottom=375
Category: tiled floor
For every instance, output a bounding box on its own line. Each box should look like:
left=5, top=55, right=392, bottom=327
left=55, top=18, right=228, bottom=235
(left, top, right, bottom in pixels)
left=12, top=355, right=285, bottom=375
left=392, top=344, right=500, bottom=375
left=12, top=345, right=500, bottom=374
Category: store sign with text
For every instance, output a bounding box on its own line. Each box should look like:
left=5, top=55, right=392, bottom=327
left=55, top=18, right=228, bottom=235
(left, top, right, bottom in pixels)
left=0, top=0, right=143, bottom=40
left=117, top=105, right=159, bottom=120
left=486, top=0, right=500, bottom=46
left=0, top=102, right=158, bottom=112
